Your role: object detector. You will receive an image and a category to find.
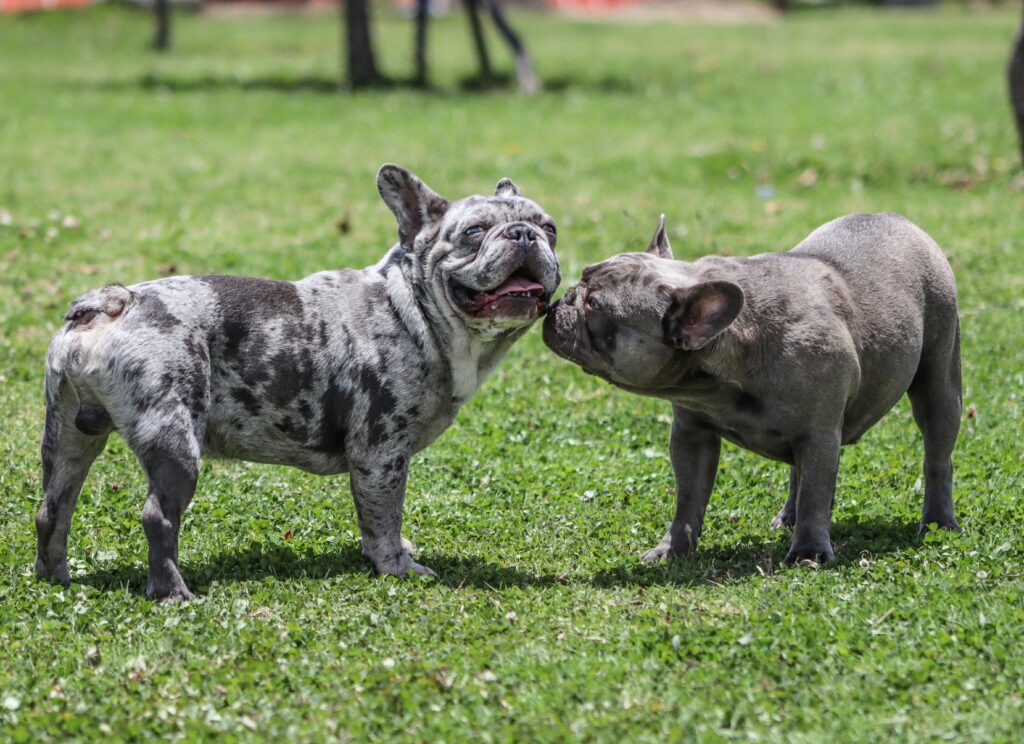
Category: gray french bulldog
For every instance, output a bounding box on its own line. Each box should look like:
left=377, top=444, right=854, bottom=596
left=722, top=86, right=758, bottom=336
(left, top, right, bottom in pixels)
left=36, top=165, right=560, bottom=600
left=543, top=212, right=961, bottom=564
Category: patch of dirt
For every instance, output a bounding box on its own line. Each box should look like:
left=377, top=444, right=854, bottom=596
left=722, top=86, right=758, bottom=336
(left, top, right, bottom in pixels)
left=202, top=0, right=780, bottom=23
left=554, top=0, right=780, bottom=24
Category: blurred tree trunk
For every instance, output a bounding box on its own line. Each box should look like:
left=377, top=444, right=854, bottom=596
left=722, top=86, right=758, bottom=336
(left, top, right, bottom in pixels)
left=345, top=0, right=380, bottom=88
left=153, top=0, right=171, bottom=51
left=1010, top=8, right=1024, bottom=162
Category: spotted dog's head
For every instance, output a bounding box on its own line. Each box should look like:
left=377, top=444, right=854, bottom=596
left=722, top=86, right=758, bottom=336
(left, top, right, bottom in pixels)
left=542, top=216, right=745, bottom=392
left=377, top=165, right=560, bottom=339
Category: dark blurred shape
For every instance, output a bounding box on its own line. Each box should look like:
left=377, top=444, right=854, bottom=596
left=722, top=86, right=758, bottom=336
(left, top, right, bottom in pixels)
left=1011, top=7, right=1024, bottom=162
left=414, top=0, right=539, bottom=92
left=345, top=0, right=379, bottom=87
left=153, top=0, right=170, bottom=49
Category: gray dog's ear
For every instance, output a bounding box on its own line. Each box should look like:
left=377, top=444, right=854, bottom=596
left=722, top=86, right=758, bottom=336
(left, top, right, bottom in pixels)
left=646, top=214, right=673, bottom=259
left=377, top=164, right=450, bottom=250
left=662, top=281, right=744, bottom=350
left=495, top=177, right=521, bottom=198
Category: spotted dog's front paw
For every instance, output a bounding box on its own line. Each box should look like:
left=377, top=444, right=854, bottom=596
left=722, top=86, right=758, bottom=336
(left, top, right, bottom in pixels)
left=370, top=548, right=436, bottom=579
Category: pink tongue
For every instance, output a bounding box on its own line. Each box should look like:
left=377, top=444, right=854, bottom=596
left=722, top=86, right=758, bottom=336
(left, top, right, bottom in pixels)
left=493, top=276, right=544, bottom=296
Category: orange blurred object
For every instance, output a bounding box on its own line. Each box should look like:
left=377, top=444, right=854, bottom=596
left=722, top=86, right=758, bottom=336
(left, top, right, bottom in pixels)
left=1, top=0, right=92, bottom=11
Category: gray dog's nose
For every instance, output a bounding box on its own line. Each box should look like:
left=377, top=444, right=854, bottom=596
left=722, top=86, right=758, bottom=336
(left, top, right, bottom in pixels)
left=503, top=224, right=535, bottom=244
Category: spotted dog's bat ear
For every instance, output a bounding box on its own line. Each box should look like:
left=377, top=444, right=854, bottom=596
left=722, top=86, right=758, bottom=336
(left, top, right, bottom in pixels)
left=662, top=281, right=744, bottom=350
left=495, top=178, right=521, bottom=198
left=645, top=214, right=673, bottom=260
left=377, top=164, right=450, bottom=252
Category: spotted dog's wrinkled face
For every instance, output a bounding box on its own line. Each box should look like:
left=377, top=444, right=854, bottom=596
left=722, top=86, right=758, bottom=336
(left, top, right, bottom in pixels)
left=543, top=216, right=744, bottom=392
left=377, top=166, right=560, bottom=338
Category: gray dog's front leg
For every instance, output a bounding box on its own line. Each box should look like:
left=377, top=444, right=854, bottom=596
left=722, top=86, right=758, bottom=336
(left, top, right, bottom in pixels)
left=784, top=430, right=840, bottom=564
left=770, top=466, right=799, bottom=529
left=642, top=412, right=721, bottom=562
left=350, top=455, right=435, bottom=578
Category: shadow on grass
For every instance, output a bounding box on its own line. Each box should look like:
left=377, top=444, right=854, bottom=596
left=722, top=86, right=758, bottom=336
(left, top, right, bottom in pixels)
left=78, top=542, right=560, bottom=596
left=85, top=72, right=639, bottom=96
left=591, top=516, right=926, bottom=588
left=78, top=516, right=927, bottom=597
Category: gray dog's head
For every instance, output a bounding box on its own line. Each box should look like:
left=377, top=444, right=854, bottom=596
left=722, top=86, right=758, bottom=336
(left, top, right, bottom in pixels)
left=377, top=165, right=560, bottom=338
left=542, top=216, right=744, bottom=391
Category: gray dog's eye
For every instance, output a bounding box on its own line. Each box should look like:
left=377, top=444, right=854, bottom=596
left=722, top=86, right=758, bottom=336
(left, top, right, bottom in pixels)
left=464, top=225, right=485, bottom=237
left=542, top=223, right=557, bottom=236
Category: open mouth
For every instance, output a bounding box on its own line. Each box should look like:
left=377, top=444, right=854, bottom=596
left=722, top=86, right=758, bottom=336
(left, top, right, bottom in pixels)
left=450, top=270, right=548, bottom=318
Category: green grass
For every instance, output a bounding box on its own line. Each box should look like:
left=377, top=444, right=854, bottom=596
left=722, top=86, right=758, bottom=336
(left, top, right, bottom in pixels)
left=2, top=4, right=1024, bottom=740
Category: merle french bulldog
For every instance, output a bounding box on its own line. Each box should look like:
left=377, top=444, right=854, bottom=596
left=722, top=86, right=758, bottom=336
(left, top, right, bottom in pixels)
left=543, top=213, right=961, bottom=565
left=36, top=165, right=560, bottom=600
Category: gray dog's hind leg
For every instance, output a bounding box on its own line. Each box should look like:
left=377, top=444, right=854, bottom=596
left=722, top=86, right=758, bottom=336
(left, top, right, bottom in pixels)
left=350, top=455, right=435, bottom=578
left=133, top=430, right=201, bottom=602
left=908, top=321, right=962, bottom=535
left=36, top=383, right=110, bottom=584
left=642, top=412, right=721, bottom=562
left=784, top=430, right=840, bottom=564
left=770, top=466, right=799, bottom=529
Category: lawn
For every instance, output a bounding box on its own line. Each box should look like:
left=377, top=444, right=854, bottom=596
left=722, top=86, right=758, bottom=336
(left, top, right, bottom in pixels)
left=1, top=3, right=1023, bottom=741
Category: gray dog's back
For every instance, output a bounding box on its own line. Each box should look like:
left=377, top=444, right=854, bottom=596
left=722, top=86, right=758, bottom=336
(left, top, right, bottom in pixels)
left=793, top=212, right=958, bottom=331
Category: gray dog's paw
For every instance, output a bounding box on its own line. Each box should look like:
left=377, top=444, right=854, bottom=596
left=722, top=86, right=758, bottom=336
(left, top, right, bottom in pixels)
left=641, top=527, right=698, bottom=564
left=641, top=544, right=675, bottom=564
left=916, top=517, right=961, bottom=537
left=34, top=557, right=71, bottom=585
left=783, top=541, right=835, bottom=566
left=770, top=509, right=796, bottom=530
left=148, top=586, right=196, bottom=603
left=146, top=575, right=196, bottom=602
left=641, top=537, right=691, bottom=564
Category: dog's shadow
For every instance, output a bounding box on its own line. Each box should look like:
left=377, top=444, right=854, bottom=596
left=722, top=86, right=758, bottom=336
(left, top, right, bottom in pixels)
left=78, top=516, right=932, bottom=598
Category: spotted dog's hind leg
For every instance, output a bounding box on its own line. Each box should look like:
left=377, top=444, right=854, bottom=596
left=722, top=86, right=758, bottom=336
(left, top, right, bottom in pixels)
left=35, top=376, right=110, bottom=584
left=126, top=413, right=202, bottom=602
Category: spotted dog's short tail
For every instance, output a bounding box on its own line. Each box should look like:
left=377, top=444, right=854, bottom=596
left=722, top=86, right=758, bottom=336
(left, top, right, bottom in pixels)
left=42, top=284, right=132, bottom=448
left=64, top=283, right=137, bottom=330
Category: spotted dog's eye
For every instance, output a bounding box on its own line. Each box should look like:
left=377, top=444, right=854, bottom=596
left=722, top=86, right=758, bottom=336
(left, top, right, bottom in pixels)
left=464, top=225, right=485, bottom=237
left=542, top=223, right=557, bottom=236
left=585, top=294, right=600, bottom=311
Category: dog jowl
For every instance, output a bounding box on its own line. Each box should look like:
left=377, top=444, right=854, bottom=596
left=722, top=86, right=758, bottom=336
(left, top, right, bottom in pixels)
left=36, top=165, right=560, bottom=600
left=544, top=213, right=961, bottom=565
